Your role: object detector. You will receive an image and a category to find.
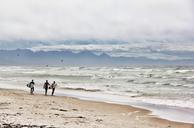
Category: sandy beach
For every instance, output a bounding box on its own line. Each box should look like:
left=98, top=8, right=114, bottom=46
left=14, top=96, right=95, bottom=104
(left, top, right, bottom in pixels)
left=0, top=89, right=193, bottom=128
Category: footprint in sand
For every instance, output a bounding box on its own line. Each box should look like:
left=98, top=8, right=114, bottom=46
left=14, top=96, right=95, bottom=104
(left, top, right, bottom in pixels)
left=96, top=119, right=103, bottom=122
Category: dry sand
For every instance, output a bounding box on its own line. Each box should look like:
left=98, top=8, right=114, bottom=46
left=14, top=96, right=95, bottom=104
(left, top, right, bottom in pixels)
left=0, top=89, right=193, bottom=128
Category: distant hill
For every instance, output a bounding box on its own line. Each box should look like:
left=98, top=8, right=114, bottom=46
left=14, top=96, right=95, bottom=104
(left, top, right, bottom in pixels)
left=0, top=49, right=193, bottom=66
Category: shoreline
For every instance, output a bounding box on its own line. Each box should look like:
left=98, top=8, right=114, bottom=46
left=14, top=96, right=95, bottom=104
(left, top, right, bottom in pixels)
left=1, top=87, right=194, bottom=124
left=1, top=65, right=194, bottom=125
left=0, top=88, right=193, bottom=128
left=35, top=88, right=194, bottom=124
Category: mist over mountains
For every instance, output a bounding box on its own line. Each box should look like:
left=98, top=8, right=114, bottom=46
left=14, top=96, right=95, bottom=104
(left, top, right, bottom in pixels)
left=0, top=49, right=193, bottom=66
left=0, top=0, right=193, bottom=66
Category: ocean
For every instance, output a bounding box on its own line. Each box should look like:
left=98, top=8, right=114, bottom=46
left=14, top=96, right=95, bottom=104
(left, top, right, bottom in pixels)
left=0, top=65, right=194, bottom=123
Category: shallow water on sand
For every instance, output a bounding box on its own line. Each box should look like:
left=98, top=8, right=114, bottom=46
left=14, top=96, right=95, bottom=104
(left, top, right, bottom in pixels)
left=0, top=65, right=194, bottom=123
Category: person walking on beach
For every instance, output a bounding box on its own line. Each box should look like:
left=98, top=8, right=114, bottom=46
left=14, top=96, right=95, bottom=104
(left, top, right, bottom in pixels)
left=43, top=80, right=50, bottom=96
left=27, top=80, right=35, bottom=95
left=50, top=81, right=57, bottom=96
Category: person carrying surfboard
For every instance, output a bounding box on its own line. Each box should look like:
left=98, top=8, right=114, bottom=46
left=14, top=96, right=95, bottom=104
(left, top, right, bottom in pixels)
left=43, top=80, right=50, bottom=96
left=27, top=80, right=35, bottom=95
left=50, top=81, right=57, bottom=96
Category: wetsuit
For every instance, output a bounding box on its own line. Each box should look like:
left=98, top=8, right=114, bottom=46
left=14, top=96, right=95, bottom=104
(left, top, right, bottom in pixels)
left=51, top=82, right=57, bottom=96
left=29, top=81, right=35, bottom=94
left=44, top=82, right=50, bottom=95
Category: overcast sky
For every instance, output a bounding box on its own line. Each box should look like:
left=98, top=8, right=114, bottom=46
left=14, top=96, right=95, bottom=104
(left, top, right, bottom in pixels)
left=0, top=0, right=193, bottom=41
left=0, top=0, right=194, bottom=60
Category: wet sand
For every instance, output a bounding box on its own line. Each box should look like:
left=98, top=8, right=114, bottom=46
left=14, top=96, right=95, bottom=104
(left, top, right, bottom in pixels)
left=0, top=89, right=193, bottom=128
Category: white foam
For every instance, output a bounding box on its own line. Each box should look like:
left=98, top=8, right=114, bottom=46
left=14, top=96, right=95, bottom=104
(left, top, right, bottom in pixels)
left=1, top=65, right=194, bottom=124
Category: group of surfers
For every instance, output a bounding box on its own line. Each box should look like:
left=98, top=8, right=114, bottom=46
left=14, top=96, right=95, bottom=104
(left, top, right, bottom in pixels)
left=27, top=80, right=57, bottom=96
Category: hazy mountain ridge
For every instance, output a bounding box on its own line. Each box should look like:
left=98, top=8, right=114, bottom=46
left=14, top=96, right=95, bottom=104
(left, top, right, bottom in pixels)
left=0, top=40, right=127, bottom=50
left=1, top=40, right=194, bottom=62
left=0, top=49, right=193, bottom=66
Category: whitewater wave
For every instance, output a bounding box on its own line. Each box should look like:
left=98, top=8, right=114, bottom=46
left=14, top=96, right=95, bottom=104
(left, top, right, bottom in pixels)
left=60, top=87, right=102, bottom=92
left=0, top=65, right=194, bottom=111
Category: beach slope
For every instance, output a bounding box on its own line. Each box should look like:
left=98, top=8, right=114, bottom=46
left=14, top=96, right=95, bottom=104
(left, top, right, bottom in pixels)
left=0, top=89, right=193, bottom=128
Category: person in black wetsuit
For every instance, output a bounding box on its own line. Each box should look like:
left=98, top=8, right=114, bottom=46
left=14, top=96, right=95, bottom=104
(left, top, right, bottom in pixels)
left=51, top=81, right=57, bottom=96
left=43, top=80, right=50, bottom=96
left=28, top=80, right=35, bottom=95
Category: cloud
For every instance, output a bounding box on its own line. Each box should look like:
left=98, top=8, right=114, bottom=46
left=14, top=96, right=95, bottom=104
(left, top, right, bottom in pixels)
left=0, top=0, right=193, bottom=41
left=0, top=0, right=194, bottom=61
left=30, top=42, right=194, bottom=60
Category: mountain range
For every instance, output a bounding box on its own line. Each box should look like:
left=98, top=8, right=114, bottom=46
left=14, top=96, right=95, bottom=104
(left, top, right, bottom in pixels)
left=0, top=49, right=193, bottom=66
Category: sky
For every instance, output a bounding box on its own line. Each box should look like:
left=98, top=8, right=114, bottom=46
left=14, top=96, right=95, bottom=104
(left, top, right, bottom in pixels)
left=0, top=0, right=194, bottom=60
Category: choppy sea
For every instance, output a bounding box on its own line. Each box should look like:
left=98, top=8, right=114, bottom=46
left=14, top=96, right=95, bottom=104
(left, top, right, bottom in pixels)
left=0, top=66, right=194, bottom=123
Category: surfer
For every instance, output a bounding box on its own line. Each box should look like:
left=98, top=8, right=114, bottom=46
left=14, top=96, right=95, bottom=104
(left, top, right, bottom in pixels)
left=50, top=81, right=57, bottom=96
left=43, top=80, right=50, bottom=96
left=27, top=80, right=35, bottom=95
